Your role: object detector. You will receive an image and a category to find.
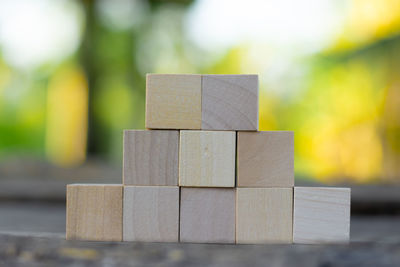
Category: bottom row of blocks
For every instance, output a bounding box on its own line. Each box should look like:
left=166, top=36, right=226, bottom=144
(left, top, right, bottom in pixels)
left=66, top=185, right=350, bottom=244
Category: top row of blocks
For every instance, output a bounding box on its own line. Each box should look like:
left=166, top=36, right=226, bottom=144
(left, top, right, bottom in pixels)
left=146, top=74, right=258, bottom=130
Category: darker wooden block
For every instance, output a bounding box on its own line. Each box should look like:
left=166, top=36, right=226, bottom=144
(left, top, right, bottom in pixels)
left=66, top=184, right=123, bottom=241
left=123, top=130, right=179, bottom=186
left=180, top=188, right=235, bottom=243
left=201, top=75, right=258, bottom=130
left=237, top=131, right=294, bottom=187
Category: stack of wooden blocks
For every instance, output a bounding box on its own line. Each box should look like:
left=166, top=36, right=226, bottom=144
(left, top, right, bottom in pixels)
left=66, top=74, right=351, bottom=244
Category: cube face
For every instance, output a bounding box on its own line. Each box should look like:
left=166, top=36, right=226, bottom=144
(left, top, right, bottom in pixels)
left=66, top=184, right=123, bottom=241
left=237, top=131, right=294, bottom=187
left=293, top=187, right=351, bottom=244
left=145, top=74, right=201, bottom=129
left=123, top=186, right=179, bottom=242
left=236, top=188, right=293, bottom=244
left=123, top=130, right=179, bottom=186
left=180, top=188, right=235, bottom=243
left=179, top=130, right=236, bottom=187
left=202, top=75, right=258, bottom=131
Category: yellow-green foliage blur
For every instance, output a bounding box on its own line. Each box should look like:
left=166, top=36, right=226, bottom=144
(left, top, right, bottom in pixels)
left=0, top=0, right=399, bottom=183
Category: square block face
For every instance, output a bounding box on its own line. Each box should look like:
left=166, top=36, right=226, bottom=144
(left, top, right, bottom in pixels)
left=179, top=131, right=236, bottom=187
left=202, top=75, right=258, bottom=130
left=237, top=131, right=294, bottom=187
left=123, top=186, right=179, bottom=242
left=236, top=188, right=293, bottom=244
left=180, top=188, right=235, bottom=243
left=145, top=74, right=201, bottom=129
left=293, top=187, right=351, bottom=244
left=123, top=130, right=179, bottom=186
left=66, top=184, right=123, bottom=241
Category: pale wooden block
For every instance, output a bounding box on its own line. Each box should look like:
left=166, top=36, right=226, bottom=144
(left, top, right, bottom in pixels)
left=201, top=74, right=258, bottom=130
left=180, top=188, right=235, bottom=243
left=145, top=74, right=201, bottom=129
left=236, top=188, right=293, bottom=244
left=66, top=184, right=122, bottom=241
left=293, top=187, right=351, bottom=244
left=237, top=131, right=294, bottom=187
left=179, top=130, right=235, bottom=187
left=123, top=130, right=179, bottom=186
left=123, top=186, right=179, bottom=242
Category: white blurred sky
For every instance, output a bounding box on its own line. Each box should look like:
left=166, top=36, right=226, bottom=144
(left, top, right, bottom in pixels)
left=185, top=0, right=347, bottom=53
left=0, top=0, right=347, bottom=70
left=0, top=0, right=83, bottom=70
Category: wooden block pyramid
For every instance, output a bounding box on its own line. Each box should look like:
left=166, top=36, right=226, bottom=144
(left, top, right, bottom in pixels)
left=66, top=74, right=351, bottom=244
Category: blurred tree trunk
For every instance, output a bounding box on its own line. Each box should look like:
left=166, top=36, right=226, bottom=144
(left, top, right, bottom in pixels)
left=79, top=0, right=145, bottom=161
left=80, top=0, right=98, bottom=156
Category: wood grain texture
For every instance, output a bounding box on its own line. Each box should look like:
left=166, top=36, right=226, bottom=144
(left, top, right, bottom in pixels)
left=145, top=74, right=201, bottom=129
left=66, top=184, right=122, bottom=241
left=293, top=187, right=351, bottom=244
left=179, top=130, right=235, bottom=187
left=123, top=130, right=179, bottom=186
left=123, top=186, right=179, bottom=242
left=237, top=131, right=294, bottom=187
left=236, top=188, right=293, bottom=244
left=201, top=74, right=258, bottom=131
left=180, top=188, right=235, bottom=243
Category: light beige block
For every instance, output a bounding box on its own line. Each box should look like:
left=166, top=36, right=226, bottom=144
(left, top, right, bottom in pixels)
left=236, top=188, right=293, bottom=244
left=202, top=74, right=258, bottom=130
left=179, top=130, right=235, bottom=187
left=293, top=187, right=351, bottom=244
left=66, top=184, right=123, bottom=241
left=145, top=74, right=201, bottom=129
left=123, top=130, right=179, bottom=186
left=123, top=186, right=179, bottom=242
left=237, top=131, right=294, bottom=187
left=180, top=188, right=235, bottom=243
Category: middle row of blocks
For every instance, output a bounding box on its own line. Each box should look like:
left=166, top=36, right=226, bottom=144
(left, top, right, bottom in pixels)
left=123, top=130, right=294, bottom=187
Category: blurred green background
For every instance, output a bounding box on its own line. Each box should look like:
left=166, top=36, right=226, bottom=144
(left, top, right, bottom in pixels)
left=0, top=0, right=399, bottom=184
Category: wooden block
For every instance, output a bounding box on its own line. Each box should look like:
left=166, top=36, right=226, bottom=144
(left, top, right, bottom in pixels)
left=66, top=184, right=122, bottom=241
left=201, top=74, right=258, bottom=130
left=123, top=186, right=179, bottom=242
left=180, top=188, right=235, bottom=243
left=237, top=131, right=294, bottom=187
left=179, top=130, right=235, bottom=187
left=123, top=130, right=179, bottom=186
left=293, top=187, right=351, bottom=244
left=145, top=74, right=201, bottom=129
left=236, top=188, right=293, bottom=244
